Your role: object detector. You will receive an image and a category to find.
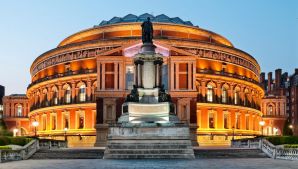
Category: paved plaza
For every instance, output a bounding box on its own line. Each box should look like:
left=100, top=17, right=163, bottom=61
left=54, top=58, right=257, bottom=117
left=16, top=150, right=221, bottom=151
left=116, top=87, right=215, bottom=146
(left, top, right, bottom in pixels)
left=1, top=158, right=298, bottom=169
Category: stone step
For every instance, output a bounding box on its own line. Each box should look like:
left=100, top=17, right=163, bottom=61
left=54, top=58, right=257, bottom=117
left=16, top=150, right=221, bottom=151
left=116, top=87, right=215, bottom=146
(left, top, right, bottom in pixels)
left=104, top=153, right=195, bottom=159
left=107, top=144, right=191, bottom=149
left=106, top=149, right=194, bottom=154
left=30, top=149, right=104, bottom=159
left=194, top=149, right=268, bottom=158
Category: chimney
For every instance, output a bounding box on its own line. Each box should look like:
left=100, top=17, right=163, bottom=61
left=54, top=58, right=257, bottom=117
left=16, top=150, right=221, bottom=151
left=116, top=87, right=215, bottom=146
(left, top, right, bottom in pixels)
left=268, top=72, right=272, bottom=92
left=275, top=69, right=282, bottom=89
left=295, top=68, right=298, bottom=75
left=260, top=72, right=265, bottom=83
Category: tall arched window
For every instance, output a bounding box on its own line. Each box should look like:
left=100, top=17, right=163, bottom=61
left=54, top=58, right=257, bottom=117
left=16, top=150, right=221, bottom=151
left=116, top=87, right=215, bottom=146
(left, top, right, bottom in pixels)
left=207, top=85, right=213, bottom=102
left=17, top=105, right=22, bottom=117
left=65, top=86, right=71, bottom=104
left=79, top=85, right=86, bottom=102
left=234, top=90, right=239, bottom=105
left=267, top=105, right=273, bottom=115
left=221, top=87, right=228, bottom=103
left=53, top=88, right=58, bottom=105
left=244, top=93, right=248, bottom=106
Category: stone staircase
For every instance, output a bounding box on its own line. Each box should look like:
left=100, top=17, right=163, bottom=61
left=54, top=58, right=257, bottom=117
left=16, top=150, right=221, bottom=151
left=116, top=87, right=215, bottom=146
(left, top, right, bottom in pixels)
left=30, top=149, right=104, bottom=159
left=194, top=148, right=268, bottom=158
left=105, top=139, right=194, bottom=159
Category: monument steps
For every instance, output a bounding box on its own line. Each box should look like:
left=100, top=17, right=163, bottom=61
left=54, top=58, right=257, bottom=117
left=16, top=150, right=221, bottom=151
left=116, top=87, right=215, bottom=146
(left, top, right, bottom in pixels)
left=105, top=154, right=195, bottom=159
left=30, top=149, right=104, bottom=159
left=104, top=136, right=195, bottom=159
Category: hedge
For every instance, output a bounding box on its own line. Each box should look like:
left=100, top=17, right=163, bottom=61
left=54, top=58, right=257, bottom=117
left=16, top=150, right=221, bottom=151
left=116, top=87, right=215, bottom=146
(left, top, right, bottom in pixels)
left=284, top=144, right=298, bottom=148
left=266, top=136, right=298, bottom=145
left=0, top=136, right=32, bottom=146
left=0, top=146, right=11, bottom=150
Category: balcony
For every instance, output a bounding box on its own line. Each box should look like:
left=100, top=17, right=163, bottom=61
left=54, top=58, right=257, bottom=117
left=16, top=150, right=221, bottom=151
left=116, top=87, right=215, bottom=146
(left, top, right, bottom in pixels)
left=197, top=94, right=261, bottom=111
left=197, top=69, right=260, bottom=86
left=30, top=95, right=96, bottom=112
left=28, top=69, right=96, bottom=89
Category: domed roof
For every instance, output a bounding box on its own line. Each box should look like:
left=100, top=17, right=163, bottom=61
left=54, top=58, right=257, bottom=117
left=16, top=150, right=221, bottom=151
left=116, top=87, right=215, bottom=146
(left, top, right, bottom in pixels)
left=97, top=13, right=194, bottom=27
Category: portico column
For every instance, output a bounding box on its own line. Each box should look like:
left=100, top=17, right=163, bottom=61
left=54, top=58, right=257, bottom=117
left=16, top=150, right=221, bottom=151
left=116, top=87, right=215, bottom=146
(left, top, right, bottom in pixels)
left=156, top=64, right=160, bottom=87
left=134, top=65, right=138, bottom=86
left=137, top=63, right=142, bottom=87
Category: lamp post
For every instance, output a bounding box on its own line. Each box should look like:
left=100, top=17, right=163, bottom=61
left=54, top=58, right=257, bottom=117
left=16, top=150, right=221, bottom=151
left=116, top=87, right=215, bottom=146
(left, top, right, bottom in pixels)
left=259, top=121, right=265, bottom=137
left=64, top=127, right=68, bottom=141
left=32, top=121, right=39, bottom=138
left=13, top=128, right=19, bottom=137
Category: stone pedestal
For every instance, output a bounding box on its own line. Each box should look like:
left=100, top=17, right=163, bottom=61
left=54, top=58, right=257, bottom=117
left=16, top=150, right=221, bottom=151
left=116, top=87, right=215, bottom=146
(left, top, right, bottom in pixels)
left=104, top=124, right=195, bottom=159
left=189, top=123, right=199, bottom=146
left=94, top=124, right=109, bottom=147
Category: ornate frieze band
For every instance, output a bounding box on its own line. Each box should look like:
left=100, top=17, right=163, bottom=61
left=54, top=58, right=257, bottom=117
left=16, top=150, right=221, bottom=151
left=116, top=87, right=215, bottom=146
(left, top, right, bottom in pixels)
left=31, top=46, right=120, bottom=76
left=176, top=47, right=259, bottom=75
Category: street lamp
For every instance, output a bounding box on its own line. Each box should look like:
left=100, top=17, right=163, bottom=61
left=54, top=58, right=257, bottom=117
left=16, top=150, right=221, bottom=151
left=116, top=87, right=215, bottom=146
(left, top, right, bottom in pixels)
left=64, top=127, right=68, bottom=141
left=289, top=124, right=293, bottom=129
left=259, top=121, right=265, bottom=137
left=13, top=128, right=18, bottom=137
left=32, top=121, right=39, bottom=137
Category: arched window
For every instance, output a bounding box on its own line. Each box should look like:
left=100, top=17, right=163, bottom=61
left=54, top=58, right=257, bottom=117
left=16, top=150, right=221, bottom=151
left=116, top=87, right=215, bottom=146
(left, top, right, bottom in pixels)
left=79, top=85, right=86, bottom=102
left=234, top=90, right=239, bottom=105
left=53, top=88, right=58, bottom=105
left=65, top=86, right=71, bottom=104
left=17, top=105, right=22, bottom=117
left=244, top=93, right=248, bottom=106
left=267, top=105, right=273, bottom=115
left=207, top=85, right=213, bottom=102
left=221, top=87, right=228, bottom=103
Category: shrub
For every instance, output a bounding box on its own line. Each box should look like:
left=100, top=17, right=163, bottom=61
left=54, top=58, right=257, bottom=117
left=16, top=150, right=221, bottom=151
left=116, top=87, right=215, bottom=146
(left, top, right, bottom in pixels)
left=0, top=136, right=32, bottom=146
left=9, top=137, right=28, bottom=146
left=0, top=136, right=10, bottom=146
left=266, top=136, right=298, bottom=145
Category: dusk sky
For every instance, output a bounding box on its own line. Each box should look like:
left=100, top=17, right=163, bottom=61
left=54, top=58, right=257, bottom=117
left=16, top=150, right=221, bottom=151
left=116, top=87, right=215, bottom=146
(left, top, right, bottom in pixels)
left=0, top=0, right=297, bottom=95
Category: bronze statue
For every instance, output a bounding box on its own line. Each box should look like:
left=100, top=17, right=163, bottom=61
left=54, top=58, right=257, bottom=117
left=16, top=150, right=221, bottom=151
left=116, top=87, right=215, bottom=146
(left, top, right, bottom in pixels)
left=141, top=17, right=153, bottom=43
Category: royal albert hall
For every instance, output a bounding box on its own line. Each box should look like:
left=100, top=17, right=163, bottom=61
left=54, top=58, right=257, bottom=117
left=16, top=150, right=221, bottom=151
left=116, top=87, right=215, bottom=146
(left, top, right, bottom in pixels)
left=27, top=14, right=264, bottom=147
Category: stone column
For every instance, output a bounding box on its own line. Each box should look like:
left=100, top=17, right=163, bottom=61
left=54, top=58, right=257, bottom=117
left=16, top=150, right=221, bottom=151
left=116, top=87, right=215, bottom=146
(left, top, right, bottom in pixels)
left=87, top=80, right=92, bottom=101
left=114, top=62, right=118, bottom=90
left=134, top=64, right=138, bottom=86
left=102, top=63, right=106, bottom=90
left=156, top=64, right=160, bottom=87
left=175, top=63, right=179, bottom=90
left=137, top=64, right=142, bottom=87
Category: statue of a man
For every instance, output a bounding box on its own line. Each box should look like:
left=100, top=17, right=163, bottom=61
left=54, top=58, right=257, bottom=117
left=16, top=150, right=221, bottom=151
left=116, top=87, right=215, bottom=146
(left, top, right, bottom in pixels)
left=141, top=17, right=153, bottom=43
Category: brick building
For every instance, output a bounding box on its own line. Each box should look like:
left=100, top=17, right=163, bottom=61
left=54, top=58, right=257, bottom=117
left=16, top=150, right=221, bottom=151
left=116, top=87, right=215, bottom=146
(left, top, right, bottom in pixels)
left=260, top=69, right=298, bottom=135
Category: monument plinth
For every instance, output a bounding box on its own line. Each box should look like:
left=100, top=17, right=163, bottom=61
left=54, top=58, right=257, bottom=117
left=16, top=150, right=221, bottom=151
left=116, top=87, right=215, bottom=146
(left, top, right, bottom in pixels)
left=103, top=17, right=194, bottom=159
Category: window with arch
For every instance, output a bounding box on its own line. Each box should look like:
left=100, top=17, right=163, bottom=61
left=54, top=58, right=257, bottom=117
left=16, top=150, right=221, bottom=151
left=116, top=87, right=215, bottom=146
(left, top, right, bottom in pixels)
left=43, top=93, right=48, bottom=106
left=65, top=86, right=71, bottom=104
left=17, top=105, right=22, bottom=117
left=221, top=87, right=228, bottom=103
left=53, top=88, right=58, bottom=105
left=207, top=84, right=213, bottom=102
left=79, top=85, right=86, bottom=102
left=244, top=93, right=249, bottom=106
left=234, top=90, right=239, bottom=105
left=267, top=105, right=274, bottom=115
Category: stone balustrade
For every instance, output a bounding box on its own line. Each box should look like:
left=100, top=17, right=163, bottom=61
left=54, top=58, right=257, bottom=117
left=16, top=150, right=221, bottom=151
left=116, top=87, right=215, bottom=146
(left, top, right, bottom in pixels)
left=231, top=138, right=298, bottom=160
left=0, top=139, right=39, bottom=163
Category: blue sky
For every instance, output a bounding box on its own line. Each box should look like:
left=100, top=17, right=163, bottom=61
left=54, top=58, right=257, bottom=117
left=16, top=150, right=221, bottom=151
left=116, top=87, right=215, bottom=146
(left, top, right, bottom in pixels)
left=0, top=0, right=297, bottom=95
